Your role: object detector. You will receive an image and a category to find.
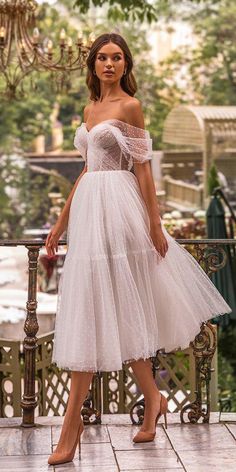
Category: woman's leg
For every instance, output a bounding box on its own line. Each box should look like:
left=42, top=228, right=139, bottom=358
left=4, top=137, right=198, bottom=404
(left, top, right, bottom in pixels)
left=54, top=371, right=94, bottom=453
left=128, top=358, right=161, bottom=433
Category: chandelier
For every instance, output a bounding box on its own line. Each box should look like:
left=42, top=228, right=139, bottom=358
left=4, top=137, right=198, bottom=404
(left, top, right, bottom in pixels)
left=0, top=0, right=95, bottom=99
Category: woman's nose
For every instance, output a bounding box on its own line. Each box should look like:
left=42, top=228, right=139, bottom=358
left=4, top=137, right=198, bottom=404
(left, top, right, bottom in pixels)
left=105, top=58, right=113, bottom=66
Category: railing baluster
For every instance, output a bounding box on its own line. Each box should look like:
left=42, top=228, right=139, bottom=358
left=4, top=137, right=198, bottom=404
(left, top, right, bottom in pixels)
left=20, top=245, right=40, bottom=427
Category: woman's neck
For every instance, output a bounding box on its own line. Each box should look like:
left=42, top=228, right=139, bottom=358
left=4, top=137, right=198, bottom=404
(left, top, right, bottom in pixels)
left=98, top=83, right=126, bottom=102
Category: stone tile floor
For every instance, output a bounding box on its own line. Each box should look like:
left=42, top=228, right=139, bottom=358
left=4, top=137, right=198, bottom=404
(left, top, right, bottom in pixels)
left=0, top=413, right=235, bottom=472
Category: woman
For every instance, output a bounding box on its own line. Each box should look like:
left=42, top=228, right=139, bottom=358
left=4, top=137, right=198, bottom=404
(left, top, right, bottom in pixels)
left=46, top=33, right=232, bottom=466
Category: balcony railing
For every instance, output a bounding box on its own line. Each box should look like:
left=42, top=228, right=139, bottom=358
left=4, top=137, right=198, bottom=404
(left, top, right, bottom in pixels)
left=163, top=175, right=203, bottom=209
left=0, top=238, right=235, bottom=428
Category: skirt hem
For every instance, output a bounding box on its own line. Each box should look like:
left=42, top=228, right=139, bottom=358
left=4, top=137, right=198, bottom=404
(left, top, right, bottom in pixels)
left=51, top=307, right=231, bottom=373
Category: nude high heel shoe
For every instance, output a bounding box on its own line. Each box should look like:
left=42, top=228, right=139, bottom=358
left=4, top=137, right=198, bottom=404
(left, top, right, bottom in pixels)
left=48, top=420, right=84, bottom=465
left=133, top=393, right=168, bottom=443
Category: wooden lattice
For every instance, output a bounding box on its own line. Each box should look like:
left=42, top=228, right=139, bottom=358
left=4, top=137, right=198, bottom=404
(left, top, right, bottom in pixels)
left=154, top=349, right=195, bottom=412
left=34, top=332, right=196, bottom=417
left=0, top=334, right=197, bottom=418
left=35, top=332, right=71, bottom=416
left=0, top=340, right=22, bottom=417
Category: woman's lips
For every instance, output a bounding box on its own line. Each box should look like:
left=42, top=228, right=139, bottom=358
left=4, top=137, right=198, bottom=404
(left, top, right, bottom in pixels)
left=104, top=71, right=114, bottom=75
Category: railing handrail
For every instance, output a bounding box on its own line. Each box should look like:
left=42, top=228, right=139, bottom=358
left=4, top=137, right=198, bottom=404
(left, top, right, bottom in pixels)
left=213, top=186, right=236, bottom=224
left=0, top=238, right=235, bottom=247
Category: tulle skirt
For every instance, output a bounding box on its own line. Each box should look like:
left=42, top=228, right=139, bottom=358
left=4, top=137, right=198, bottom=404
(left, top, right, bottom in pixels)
left=52, top=170, right=232, bottom=372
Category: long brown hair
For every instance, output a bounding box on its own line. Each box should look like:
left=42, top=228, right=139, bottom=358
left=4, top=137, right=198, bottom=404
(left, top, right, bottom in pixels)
left=86, top=33, right=137, bottom=101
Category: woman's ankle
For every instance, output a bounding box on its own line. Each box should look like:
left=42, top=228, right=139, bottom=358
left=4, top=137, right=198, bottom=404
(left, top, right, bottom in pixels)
left=144, top=389, right=161, bottom=407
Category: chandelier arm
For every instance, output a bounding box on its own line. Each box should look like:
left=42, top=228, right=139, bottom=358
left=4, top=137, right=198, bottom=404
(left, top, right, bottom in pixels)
left=15, top=8, right=56, bottom=71
left=3, top=59, right=27, bottom=89
left=60, top=63, right=86, bottom=72
left=35, top=50, right=65, bottom=70
left=19, top=12, right=35, bottom=50
left=0, top=63, right=20, bottom=97
left=39, top=62, right=87, bottom=72
left=22, top=15, right=88, bottom=72
left=13, top=64, right=37, bottom=88
left=5, top=16, right=13, bottom=68
left=19, top=15, right=69, bottom=70
left=0, top=15, right=12, bottom=69
left=15, top=16, right=30, bottom=72
left=18, top=12, right=44, bottom=70
left=62, top=52, right=86, bottom=70
left=0, top=49, right=5, bottom=71
left=0, top=61, right=10, bottom=82
left=25, top=31, right=67, bottom=70
left=53, top=47, right=88, bottom=71
left=0, top=0, right=91, bottom=96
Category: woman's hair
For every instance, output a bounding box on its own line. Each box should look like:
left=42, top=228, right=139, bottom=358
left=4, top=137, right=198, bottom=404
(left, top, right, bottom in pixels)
left=86, top=32, right=137, bottom=101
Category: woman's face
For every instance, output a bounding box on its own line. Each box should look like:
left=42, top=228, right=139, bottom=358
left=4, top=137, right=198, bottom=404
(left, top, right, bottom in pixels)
left=94, top=41, right=127, bottom=83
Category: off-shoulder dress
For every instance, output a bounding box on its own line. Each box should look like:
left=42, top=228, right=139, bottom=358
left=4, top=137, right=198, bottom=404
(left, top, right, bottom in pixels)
left=51, top=119, right=232, bottom=372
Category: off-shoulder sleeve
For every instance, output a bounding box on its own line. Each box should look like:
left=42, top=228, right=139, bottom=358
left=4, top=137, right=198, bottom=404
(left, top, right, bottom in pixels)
left=114, top=121, right=152, bottom=165
left=73, top=126, right=87, bottom=162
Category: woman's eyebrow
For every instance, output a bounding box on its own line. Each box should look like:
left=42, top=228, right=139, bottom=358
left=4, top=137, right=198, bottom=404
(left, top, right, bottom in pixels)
left=97, top=52, right=122, bottom=55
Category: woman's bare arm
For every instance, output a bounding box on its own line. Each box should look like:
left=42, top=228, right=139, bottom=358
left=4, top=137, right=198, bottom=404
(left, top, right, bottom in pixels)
left=45, top=107, right=89, bottom=256
left=51, top=165, right=87, bottom=238
left=124, top=99, right=168, bottom=258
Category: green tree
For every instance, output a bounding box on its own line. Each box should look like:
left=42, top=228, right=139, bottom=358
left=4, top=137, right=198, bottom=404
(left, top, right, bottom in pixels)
left=185, top=0, right=236, bottom=104
left=207, top=162, right=221, bottom=196
left=0, top=156, right=48, bottom=238
left=156, top=0, right=236, bottom=106
left=71, top=0, right=159, bottom=23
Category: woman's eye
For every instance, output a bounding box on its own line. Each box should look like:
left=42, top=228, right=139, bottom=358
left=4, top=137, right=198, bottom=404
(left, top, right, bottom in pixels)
left=97, top=55, right=121, bottom=61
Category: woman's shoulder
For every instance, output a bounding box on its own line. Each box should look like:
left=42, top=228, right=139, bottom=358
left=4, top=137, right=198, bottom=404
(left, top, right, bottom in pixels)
left=122, top=97, right=145, bottom=129
left=123, top=97, right=142, bottom=113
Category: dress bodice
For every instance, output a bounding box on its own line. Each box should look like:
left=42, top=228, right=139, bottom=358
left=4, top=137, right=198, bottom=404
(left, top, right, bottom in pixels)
left=73, top=119, right=152, bottom=172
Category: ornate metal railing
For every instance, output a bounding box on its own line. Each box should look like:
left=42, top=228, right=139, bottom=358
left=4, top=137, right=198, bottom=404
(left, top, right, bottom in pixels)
left=0, top=238, right=235, bottom=427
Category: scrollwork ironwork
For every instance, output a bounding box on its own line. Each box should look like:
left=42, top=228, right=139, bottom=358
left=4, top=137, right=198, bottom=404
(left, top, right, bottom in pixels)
left=180, top=322, right=217, bottom=424
left=194, top=243, right=227, bottom=276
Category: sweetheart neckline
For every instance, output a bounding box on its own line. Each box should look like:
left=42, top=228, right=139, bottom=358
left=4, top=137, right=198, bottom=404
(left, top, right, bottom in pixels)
left=83, top=119, right=119, bottom=133
left=82, top=118, right=149, bottom=134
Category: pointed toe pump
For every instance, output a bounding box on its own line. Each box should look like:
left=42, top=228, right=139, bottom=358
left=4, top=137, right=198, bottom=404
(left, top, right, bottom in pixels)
left=133, top=393, right=168, bottom=443
left=48, top=420, right=84, bottom=466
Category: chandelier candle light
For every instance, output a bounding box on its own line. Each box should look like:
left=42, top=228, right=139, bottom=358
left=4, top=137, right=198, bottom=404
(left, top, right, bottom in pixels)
left=0, top=0, right=95, bottom=98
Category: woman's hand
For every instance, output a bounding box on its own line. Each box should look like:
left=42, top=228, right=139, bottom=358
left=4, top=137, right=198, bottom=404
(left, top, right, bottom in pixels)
left=150, top=224, right=169, bottom=258
left=45, top=226, right=63, bottom=257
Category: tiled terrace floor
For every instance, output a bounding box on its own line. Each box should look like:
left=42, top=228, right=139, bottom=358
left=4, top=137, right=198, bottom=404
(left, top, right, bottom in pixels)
left=0, top=413, right=236, bottom=472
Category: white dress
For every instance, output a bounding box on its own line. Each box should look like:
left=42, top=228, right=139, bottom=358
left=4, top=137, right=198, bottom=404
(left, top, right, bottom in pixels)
left=52, top=119, right=232, bottom=372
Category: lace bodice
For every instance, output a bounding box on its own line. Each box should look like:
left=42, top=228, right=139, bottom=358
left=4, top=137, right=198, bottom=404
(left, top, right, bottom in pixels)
left=73, top=119, right=152, bottom=172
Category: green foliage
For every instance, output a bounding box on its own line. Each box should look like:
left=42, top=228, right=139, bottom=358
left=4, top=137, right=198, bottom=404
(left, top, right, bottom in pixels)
left=0, top=91, right=53, bottom=151
left=218, top=322, right=236, bottom=375
left=186, top=0, right=236, bottom=104
left=0, top=155, right=63, bottom=238
left=207, top=161, right=221, bottom=196
left=0, top=156, right=27, bottom=238
left=24, top=174, right=52, bottom=229
left=72, top=0, right=159, bottom=23
left=156, top=0, right=236, bottom=106
left=48, top=171, right=72, bottom=200
left=218, top=352, right=236, bottom=411
left=218, top=323, right=236, bottom=411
